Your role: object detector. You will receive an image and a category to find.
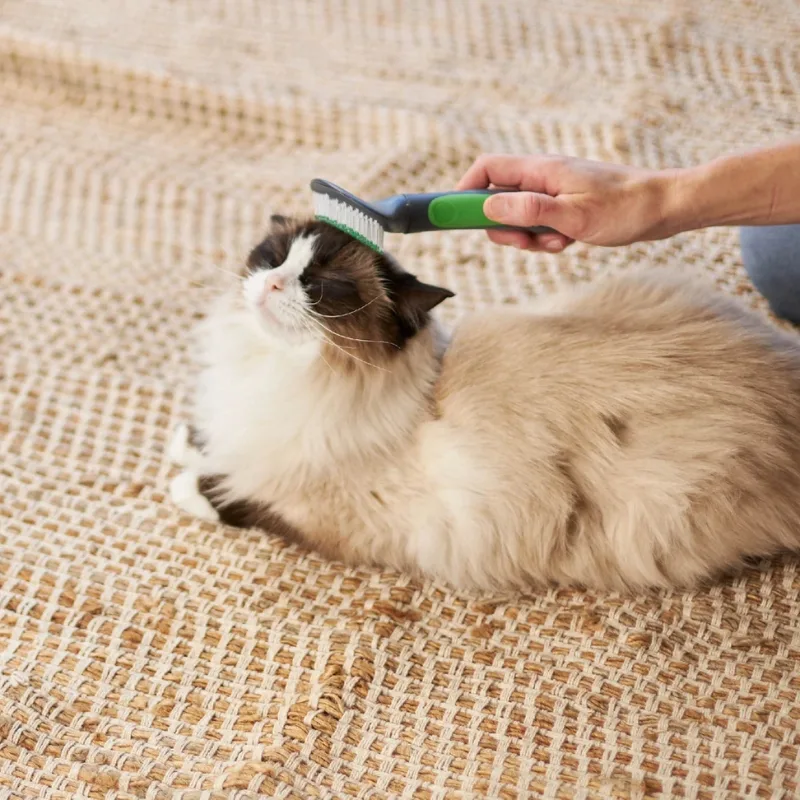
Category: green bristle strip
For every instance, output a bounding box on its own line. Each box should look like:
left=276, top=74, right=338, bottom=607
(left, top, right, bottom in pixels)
left=315, top=215, right=383, bottom=253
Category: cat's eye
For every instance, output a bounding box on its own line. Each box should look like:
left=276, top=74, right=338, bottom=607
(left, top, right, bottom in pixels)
left=301, top=275, right=359, bottom=305
left=302, top=274, right=355, bottom=290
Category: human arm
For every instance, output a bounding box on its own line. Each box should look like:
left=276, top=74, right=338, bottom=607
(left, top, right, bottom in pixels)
left=456, top=140, right=800, bottom=252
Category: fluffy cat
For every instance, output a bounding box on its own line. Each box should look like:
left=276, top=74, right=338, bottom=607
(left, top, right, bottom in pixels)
left=169, top=216, right=800, bottom=592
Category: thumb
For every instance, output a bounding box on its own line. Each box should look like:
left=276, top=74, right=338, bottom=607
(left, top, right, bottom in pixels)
left=483, top=191, right=574, bottom=234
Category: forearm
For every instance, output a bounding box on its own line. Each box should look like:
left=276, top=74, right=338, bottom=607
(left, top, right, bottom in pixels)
left=661, top=140, right=800, bottom=235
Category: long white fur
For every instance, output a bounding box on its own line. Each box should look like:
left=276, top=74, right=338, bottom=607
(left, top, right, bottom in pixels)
left=182, top=233, right=486, bottom=583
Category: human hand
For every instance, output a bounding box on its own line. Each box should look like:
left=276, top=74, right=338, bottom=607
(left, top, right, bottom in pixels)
left=457, top=154, right=677, bottom=252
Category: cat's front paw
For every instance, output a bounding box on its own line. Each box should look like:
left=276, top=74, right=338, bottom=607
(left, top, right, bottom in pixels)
left=170, top=470, right=220, bottom=523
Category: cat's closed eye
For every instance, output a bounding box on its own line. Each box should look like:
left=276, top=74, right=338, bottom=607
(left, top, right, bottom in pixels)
left=301, top=273, right=356, bottom=292
left=301, top=274, right=360, bottom=306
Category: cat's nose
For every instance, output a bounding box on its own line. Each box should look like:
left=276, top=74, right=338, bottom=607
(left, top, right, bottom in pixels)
left=262, top=273, right=285, bottom=295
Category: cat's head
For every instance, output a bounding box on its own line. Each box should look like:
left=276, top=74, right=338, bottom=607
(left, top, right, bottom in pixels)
left=240, top=216, right=454, bottom=367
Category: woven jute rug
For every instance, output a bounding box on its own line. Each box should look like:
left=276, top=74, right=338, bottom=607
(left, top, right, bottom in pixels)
left=2, top=1, right=800, bottom=798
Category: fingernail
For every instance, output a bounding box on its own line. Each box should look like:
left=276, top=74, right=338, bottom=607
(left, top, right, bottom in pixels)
left=484, top=195, right=508, bottom=220
left=545, top=240, right=562, bottom=252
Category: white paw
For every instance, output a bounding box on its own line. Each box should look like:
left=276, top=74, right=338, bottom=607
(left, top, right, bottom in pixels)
left=170, top=471, right=220, bottom=523
left=168, top=423, right=205, bottom=470
left=168, top=423, right=191, bottom=465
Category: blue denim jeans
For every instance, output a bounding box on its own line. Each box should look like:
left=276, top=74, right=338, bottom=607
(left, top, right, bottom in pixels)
left=740, top=225, right=800, bottom=324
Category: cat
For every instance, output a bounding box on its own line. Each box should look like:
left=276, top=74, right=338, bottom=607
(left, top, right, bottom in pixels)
left=169, top=215, right=800, bottom=592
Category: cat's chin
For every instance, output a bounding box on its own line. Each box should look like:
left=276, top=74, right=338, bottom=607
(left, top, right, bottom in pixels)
left=259, top=322, right=317, bottom=352
left=247, top=304, right=318, bottom=350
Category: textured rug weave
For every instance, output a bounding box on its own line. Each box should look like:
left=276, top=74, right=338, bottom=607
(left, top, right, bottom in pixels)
left=2, top=1, right=800, bottom=798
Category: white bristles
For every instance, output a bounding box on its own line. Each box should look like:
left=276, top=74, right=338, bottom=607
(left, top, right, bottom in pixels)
left=312, top=190, right=385, bottom=251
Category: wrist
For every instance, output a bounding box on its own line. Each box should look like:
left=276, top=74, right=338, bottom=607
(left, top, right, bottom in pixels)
left=649, top=166, right=702, bottom=239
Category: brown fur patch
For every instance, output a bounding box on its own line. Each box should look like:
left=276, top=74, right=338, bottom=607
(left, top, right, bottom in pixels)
left=197, top=474, right=302, bottom=544
left=553, top=452, right=598, bottom=556
left=602, top=414, right=630, bottom=446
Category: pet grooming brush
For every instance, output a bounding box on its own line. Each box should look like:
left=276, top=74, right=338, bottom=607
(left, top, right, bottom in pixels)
left=311, top=179, right=554, bottom=253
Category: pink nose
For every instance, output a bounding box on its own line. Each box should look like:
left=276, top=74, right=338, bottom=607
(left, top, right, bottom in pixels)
left=261, top=272, right=285, bottom=296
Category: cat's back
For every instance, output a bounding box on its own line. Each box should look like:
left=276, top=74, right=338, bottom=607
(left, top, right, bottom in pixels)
left=437, top=270, right=800, bottom=421
left=434, top=270, right=800, bottom=486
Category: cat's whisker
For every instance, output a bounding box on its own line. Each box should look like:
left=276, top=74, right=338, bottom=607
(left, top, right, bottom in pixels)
left=304, top=313, right=400, bottom=349
left=303, top=316, right=358, bottom=350
left=316, top=346, right=337, bottom=375
left=305, top=317, right=388, bottom=372
left=208, top=262, right=245, bottom=280
left=295, top=318, right=336, bottom=374
left=325, top=336, right=388, bottom=372
left=306, top=283, right=325, bottom=307
left=280, top=307, right=353, bottom=371
left=282, top=302, right=356, bottom=351
left=306, top=295, right=381, bottom=319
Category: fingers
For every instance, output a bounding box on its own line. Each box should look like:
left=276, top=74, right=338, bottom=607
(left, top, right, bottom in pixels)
left=457, top=153, right=548, bottom=191
left=483, top=191, right=582, bottom=241
left=534, top=233, right=574, bottom=252
left=458, top=154, right=584, bottom=251
left=486, top=229, right=575, bottom=252
left=486, top=229, right=533, bottom=248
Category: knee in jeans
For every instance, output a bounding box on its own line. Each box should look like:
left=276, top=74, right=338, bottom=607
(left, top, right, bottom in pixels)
left=740, top=225, right=800, bottom=324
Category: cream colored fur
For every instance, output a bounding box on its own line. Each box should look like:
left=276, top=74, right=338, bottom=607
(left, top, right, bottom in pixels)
left=173, top=269, right=800, bottom=592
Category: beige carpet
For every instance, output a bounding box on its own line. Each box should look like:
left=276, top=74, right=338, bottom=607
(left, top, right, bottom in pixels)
left=2, top=1, right=800, bottom=798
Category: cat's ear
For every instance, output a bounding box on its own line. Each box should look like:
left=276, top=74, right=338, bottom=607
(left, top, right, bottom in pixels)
left=269, top=213, right=292, bottom=228
left=394, top=274, right=455, bottom=312
left=387, top=271, right=455, bottom=336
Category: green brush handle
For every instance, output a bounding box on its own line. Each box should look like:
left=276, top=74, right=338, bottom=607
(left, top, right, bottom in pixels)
left=380, top=190, right=554, bottom=235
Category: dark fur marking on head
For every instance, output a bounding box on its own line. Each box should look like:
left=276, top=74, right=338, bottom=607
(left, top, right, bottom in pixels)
left=245, top=217, right=455, bottom=364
